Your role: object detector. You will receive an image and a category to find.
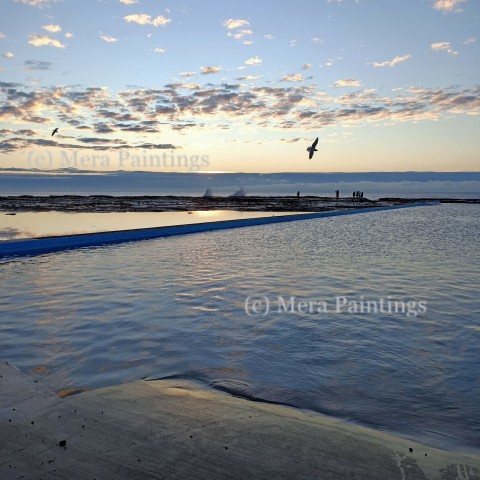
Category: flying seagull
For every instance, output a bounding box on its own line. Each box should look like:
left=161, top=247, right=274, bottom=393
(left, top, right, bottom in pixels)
left=307, top=137, right=318, bottom=159
left=51, top=128, right=58, bottom=137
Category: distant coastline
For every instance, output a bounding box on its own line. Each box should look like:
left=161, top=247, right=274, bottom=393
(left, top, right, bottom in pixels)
left=0, top=195, right=478, bottom=214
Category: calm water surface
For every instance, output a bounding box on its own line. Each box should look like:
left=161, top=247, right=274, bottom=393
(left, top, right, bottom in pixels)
left=0, top=210, right=302, bottom=240
left=0, top=204, right=479, bottom=450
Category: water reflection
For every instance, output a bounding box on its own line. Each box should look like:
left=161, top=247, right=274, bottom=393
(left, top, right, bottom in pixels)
left=0, top=210, right=301, bottom=240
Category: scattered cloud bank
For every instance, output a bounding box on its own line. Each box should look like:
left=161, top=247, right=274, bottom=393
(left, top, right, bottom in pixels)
left=0, top=80, right=479, bottom=153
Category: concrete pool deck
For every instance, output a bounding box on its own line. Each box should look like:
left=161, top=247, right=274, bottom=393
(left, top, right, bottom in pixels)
left=1, top=361, right=479, bottom=480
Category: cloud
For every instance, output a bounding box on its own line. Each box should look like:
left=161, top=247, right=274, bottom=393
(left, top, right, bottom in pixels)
left=120, top=0, right=138, bottom=3
left=154, top=47, right=166, bottom=54
left=236, top=75, right=262, bottom=81
left=431, top=41, right=458, bottom=55
left=311, top=37, right=323, bottom=44
left=0, top=136, right=176, bottom=153
left=24, top=60, right=52, bottom=70
left=28, top=34, right=65, bottom=48
left=224, top=19, right=252, bottom=44
left=65, top=32, right=73, bottom=38
left=42, top=24, right=61, bottom=33
left=0, top=128, right=36, bottom=136
left=166, top=83, right=200, bottom=90
left=227, top=29, right=253, bottom=44
left=3, top=52, right=14, bottom=59
left=432, top=0, right=466, bottom=12
left=14, top=0, right=61, bottom=6
left=334, top=79, right=361, bottom=88
left=302, top=63, right=313, bottom=70
left=244, top=56, right=262, bottom=66
left=281, top=73, right=304, bottom=82
left=0, top=33, right=6, bottom=40
left=264, top=34, right=275, bottom=40
left=223, top=19, right=250, bottom=30
left=463, top=37, right=476, bottom=45
left=100, top=34, right=119, bottom=43
left=124, top=14, right=171, bottom=27
left=372, top=54, right=411, bottom=68
left=200, top=66, right=223, bottom=75
left=178, top=71, right=196, bottom=77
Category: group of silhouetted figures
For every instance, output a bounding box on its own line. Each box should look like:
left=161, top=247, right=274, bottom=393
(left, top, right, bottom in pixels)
left=295, top=190, right=365, bottom=200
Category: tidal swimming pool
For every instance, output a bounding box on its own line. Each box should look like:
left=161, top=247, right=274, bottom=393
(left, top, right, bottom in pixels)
left=0, top=203, right=479, bottom=451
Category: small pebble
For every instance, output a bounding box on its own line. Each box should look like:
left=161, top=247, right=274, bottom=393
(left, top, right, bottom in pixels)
left=409, top=448, right=413, bottom=453
left=59, top=440, right=66, bottom=447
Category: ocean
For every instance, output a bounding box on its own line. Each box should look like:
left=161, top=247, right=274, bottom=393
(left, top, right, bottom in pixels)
left=0, top=203, right=479, bottom=451
left=1, top=170, right=479, bottom=198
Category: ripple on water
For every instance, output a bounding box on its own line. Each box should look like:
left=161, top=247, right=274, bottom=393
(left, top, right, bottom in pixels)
left=0, top=204, right=479, bottom=450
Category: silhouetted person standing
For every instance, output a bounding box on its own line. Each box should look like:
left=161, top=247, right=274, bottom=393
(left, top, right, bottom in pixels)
left=297, top=190, right=300, bottom=198
left=335, top=189, right=339, bottom=200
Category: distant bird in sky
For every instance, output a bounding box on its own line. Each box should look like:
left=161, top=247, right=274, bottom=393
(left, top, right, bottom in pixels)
left=307, top=137, right=318, bottom=159
left=51, top=128, right=58, bottom=137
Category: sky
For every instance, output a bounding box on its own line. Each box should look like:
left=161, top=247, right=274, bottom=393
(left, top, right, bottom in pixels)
left=0, top=0, right=479, bottom=174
